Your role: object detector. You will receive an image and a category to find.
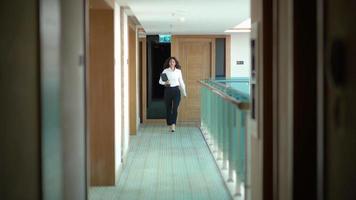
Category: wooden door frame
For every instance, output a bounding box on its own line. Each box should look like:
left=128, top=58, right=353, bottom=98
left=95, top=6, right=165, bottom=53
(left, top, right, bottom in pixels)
left=271, top=0, right=318, bottom=199
left=140, top=36, right=174, bottom=124
left=272, top=0, right=295, bottom=198
left=140, top=37, right=163, bottom=124
left=225, top=35, right=232, bottom=78
left=316, top=0, right=325, bottom=199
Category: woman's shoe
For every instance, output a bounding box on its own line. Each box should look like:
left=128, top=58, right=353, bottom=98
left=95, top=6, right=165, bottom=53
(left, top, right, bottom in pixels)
left=172, top=124, right=175, bottom=132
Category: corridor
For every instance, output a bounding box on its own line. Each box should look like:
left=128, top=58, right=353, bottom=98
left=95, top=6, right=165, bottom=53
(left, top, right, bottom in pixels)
left=4, top=0, right=356, bottom=199
left=89, top=125, right=231, bottom=200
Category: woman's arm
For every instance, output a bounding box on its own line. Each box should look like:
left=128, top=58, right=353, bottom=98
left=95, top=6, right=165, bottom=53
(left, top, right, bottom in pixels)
left=178, top=70, right=187, bottom=96
left=159, top=76, right=165, bottom=85
left=159, top=70, right=167, bottom=85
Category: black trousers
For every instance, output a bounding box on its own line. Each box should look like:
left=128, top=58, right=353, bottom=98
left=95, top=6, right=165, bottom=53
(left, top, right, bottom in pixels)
left=164, top=86, right=181, bottom=125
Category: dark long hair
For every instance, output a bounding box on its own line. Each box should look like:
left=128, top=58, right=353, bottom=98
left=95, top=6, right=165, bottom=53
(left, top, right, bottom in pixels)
left=163, top=57, right=181, bottom=69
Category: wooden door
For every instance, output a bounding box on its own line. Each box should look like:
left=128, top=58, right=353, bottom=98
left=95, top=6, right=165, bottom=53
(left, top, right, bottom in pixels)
left=178, top=39, right=213, bottom=122
left=128, top=20, right=137, bottom=135
left=88, top=9, right=115, bottom=186
left=321, top=0, right=356, bottom=199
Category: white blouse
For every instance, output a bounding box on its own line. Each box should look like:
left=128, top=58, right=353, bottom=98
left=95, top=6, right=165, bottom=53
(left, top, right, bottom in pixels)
left=159, top=68, right=187, bottom=96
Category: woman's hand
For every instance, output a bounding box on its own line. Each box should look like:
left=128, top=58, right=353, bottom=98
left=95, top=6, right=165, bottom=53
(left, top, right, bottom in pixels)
left=182, top=90, right=187, bottom=97
left=165, top=80, right=170, bottom=85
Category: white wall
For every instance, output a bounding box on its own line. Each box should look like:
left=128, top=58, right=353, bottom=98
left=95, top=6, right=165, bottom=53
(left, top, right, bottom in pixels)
left=114, top=4, right=132, bottom=181
left=114, top=4, right=131, bottom=179
left=230, top=32, right=251, bottom=77
left=122, top=10, right=130, bottom=161
left=114, top=2, right=122, bottom=179
left=60, top=0, right=86, bottom=198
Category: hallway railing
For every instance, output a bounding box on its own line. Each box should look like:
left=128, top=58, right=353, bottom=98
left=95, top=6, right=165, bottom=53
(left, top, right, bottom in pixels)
left=199, top=78, right=250, bottom=200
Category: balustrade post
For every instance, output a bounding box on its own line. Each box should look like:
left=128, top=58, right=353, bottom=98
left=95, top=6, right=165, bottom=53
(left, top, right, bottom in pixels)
left=227, top=103, right=235, bottom=182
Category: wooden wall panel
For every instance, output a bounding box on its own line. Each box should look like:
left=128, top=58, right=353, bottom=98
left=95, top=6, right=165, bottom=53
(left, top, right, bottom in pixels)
left=141, top=38, right=147, bottom=123
left=128, top=22, right=137, bottom=135
left=225, top=35, right=231, bottom=78
left=275, top=0, right=293, bottom=199
left=89, top=9, right=115, bottom=186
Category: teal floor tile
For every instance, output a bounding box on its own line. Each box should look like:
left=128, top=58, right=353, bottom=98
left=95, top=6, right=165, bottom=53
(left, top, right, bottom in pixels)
left=89, top=125, right=231, bottom=200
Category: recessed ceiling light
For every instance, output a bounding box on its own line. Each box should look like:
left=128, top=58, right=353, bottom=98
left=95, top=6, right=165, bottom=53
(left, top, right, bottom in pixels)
left=179, top=17, right=185, bottom=22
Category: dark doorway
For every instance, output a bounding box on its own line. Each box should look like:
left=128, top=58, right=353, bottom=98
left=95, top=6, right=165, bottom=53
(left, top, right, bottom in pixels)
left=215, top=38, right=226, bottom=78
left=146, top=35, right=171, bottom=119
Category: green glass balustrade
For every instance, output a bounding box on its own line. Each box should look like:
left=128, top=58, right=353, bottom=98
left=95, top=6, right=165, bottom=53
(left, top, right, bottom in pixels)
left=199, top=78, right=250, bottom=199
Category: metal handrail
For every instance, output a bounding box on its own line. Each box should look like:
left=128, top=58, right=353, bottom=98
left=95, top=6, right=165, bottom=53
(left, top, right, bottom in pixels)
left=199, top=80, right=250, bottom=110
left=212, top=81, right=250, bottom=98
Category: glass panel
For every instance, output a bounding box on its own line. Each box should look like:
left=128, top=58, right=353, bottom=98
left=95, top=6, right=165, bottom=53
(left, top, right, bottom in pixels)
left=199, top=78, right=250, bottom=200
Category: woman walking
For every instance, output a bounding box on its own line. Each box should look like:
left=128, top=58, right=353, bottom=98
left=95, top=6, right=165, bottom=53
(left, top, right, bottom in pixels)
left=159, top=57, right=187, bottom=132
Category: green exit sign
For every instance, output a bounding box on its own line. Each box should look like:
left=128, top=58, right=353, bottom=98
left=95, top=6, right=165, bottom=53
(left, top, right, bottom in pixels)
left=236, top=61, right=244, bottom=65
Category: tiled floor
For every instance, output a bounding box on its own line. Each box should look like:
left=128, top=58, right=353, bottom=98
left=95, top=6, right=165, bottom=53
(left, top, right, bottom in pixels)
left=89, top=125, right=232, bottom=200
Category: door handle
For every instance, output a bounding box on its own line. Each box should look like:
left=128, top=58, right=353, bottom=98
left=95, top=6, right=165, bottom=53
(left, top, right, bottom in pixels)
left=327, top=39, right=346, bottom=89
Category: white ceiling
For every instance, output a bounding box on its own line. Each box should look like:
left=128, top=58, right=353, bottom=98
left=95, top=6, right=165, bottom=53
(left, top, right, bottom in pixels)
left=120, top=0, right=250, bottom=35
